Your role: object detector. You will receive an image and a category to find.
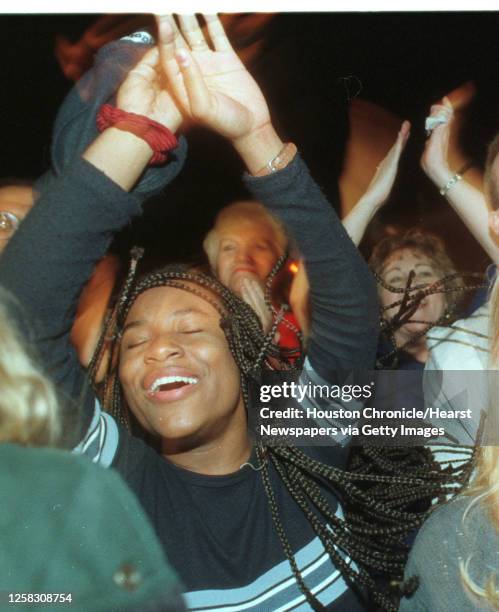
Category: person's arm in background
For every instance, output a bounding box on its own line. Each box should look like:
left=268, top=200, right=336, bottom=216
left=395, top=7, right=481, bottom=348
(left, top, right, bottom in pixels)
left=286, top=121, right=409, bottom=339
left=342, top=120, right=410, bottom=246
left=0, top=33, right=184, bottom=443
left=71, top=254, right=121, bottom=379
left=157, top=14, right=379, bottom=383
left=421, top=93, right=499, bottom=263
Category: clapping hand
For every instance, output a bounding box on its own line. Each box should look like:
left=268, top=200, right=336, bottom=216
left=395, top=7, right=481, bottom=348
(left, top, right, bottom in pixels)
left=420, top=97, right=453, bottom=185
left=116, top=42, right=183, bottom=132
left=364, top=120, right=411, bottom=206
left=155, top=14, right=273, bottom=146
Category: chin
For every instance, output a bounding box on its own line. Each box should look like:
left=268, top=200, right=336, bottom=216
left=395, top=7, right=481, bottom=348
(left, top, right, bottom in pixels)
left=402, top=323, right=428, bottom=337
left=148, top=414, right=198, bottom=440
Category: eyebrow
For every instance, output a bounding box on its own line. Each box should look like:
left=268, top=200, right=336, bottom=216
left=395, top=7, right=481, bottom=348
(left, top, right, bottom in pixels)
left=122, top=308, right=210, bottom=334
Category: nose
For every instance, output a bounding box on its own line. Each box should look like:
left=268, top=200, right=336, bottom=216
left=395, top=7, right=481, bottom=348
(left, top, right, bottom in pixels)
left=235, top=246, right=254, bottom=265
left=144, top=333, right=184, bottom=363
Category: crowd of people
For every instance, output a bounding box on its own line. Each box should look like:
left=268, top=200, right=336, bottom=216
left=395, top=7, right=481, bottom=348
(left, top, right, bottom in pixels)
left=1, top=13, right=498, bottom=612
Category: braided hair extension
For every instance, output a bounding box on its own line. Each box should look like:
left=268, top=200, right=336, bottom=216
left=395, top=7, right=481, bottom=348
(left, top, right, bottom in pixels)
left=88, top=256, right=469, bottom=611
left=344, top=266, right=487, bottom=605
left=374, top=268, right=488, bottom=368
left=87, top=247, right=145, bottom=393
left=351, top=268, right=488, bottom=483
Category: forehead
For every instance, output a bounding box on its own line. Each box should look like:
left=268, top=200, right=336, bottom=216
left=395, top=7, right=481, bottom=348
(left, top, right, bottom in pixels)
left=125, top=285, right=224, bottom=323
left=382, top=248, right=433, bottom=272
left=218, top=217, right=277, bottom=242
left=0, top=186, right=34, bottom=217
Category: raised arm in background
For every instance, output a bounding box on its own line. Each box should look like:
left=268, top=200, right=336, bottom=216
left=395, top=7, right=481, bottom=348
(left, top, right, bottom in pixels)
left=342, top=119, right=410, bottom=246
left=421, top=94, right=499, bottom=263
left=288, top=121, right=409, bottom=338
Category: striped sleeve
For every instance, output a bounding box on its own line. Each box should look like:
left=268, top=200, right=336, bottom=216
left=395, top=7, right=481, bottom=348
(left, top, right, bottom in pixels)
left=298, top=357, right=365, bottom=447
left=72, top=400, right=119, bottom=467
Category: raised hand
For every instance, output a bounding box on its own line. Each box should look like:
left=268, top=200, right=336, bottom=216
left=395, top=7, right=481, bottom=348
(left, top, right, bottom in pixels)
left=342, top=120, right=410, bottom=247
left=116, top=44, right=183, bottom=133
left=420, top=97, right=453, bottom=185
left=364, top=120, right=410, bottom=206
left=155, top=14, right=272, bottom=144
left=83, top=27, right=185, bottom=191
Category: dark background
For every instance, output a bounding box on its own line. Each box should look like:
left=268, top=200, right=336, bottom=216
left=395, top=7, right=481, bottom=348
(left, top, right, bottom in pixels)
left=1, top=12, right=498, bottom=271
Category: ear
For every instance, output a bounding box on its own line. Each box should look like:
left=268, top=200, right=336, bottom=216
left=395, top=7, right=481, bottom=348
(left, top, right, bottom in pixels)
left=489, top=210, right=499, bottom=237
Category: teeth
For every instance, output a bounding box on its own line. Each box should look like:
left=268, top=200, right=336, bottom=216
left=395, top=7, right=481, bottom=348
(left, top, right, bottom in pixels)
left=149, top=375, right=198, bottom=393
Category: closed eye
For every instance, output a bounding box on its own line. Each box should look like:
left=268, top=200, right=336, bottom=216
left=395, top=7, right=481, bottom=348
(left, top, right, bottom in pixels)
left=125, top=339, right=148, bottom=350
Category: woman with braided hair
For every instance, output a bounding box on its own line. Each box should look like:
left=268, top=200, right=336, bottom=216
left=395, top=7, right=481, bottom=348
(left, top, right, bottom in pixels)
left=0, top=14, right=450, bottom=612
left=0, top=287, right=186, bottom=611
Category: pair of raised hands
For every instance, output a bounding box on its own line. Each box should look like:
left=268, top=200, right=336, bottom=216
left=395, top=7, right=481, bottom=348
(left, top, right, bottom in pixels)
left=366, top=83, right=475, bottom=208
left=117, top=15, right=271, bottom=147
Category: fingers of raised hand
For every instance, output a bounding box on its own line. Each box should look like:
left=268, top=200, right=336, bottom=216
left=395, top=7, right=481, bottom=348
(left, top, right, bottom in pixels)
left=156, top=15, right=187, bottom=61
left=176, top=14, right=233, bottom=53
left=426, top=103, right=452, bottom=138
left=399, top=119, right=411, bottom=142
left=429, top=102, right=453, bottom=122
left=173, top=47, right=212, bottom=120
left=178, top=14, right=210, bottom=51
left=390, top=120, right=410, bottom=156
left=204, top=14, right=232, bottom=51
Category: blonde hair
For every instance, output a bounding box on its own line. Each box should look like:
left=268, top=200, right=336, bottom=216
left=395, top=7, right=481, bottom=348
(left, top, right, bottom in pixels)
left=459, top=276, right=499, bottom=608
left=203, top=201, right=288, bottom=270
left=0, top=289, right=61, bottom=446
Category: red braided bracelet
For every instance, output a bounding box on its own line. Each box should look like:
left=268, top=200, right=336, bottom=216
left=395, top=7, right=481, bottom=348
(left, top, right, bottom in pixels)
left=96, top=104, right=178, bottom=166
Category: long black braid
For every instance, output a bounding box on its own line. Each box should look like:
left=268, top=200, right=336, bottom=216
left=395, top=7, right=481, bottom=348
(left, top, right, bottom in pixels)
left=346, top=265, right=487, bottom=605
left=374, top=268, right=488, bottom=368
left=87, top=254, right=473, bottom=612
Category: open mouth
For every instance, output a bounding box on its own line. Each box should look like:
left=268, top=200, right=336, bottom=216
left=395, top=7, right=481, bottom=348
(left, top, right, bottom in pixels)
left=148, top=375, right=198, bottom=396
